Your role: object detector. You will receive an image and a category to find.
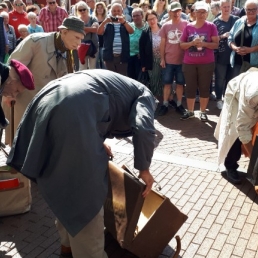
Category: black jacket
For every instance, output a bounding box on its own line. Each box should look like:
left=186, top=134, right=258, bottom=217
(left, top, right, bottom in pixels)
left=139, top=24, right=161, bottom=71
left=103, top=23, right=130, bottom=63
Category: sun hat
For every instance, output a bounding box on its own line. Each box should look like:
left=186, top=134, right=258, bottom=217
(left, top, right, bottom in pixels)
left=58, top=16, right=85, bottom=35
left=169, top=2, right=182, bottom=11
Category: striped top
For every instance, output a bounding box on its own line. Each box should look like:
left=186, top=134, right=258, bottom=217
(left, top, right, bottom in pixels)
left=113, top=23, right=122, bottom=55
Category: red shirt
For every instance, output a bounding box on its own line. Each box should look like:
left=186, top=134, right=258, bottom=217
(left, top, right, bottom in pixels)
left=9, top=10, right=29, bottom=38
left=38, top=6, right=68, bottom=32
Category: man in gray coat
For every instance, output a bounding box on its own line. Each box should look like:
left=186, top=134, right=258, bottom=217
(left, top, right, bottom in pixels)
left=7, top=69, right=156, bottom=258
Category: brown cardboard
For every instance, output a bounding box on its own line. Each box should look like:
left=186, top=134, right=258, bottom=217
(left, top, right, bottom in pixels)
left=105, top=161, right=188, bottom=258
left=247, top=135, right=258, bottom=185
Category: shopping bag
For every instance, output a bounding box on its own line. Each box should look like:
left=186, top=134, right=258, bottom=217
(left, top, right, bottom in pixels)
left=104, top=161, right=188, bottom=258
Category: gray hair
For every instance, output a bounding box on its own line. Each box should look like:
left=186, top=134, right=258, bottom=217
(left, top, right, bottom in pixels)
left=132, top=7, right=143, bottom=15
left=245, top=0, right=258, bottom=8
left=13, top=0, right=24, bottom=4
left=75, top=1, right=90, bottom=14
left=219, top=0, right=231, bottom=6
left=18, top=24, right=28, bottom=31
left=211, top=1, right=220, bottom=9
left=111, top=2, right=123, bottom=10
left=27, top=11, right=36, bottom=19
left=0, top=11, right=9, bottom=18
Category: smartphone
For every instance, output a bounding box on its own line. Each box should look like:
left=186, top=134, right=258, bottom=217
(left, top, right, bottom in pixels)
left=111, top=16, right=118, bottom=22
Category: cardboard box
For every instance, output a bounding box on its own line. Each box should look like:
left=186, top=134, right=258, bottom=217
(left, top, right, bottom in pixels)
left=247, top=135, right=258, bottom=186
left=104, top=161, right=188, bottom=258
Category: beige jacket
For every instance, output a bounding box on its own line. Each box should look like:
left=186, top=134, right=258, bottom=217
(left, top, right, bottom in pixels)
left=214, top=68, right=258, bottom=165
left=4, top=32, right=68, bottom=144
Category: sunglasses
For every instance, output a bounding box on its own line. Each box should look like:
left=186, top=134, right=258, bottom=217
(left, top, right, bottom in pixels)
left=15, top=3, right=23, bottom=6
left=78, top=8, right=86, bottom=12
left=48, top=1, right=56, bottom=4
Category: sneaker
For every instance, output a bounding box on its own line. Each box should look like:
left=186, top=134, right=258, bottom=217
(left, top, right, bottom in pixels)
left=200, top=112, right=208, bottom=122
left=180, top=111, right=195, bottom=120
left=210, top=93, right=216, bottom=101
left=158, top=105, right=168, bottom=116
left=176, top=104, right=186, bottom=115
left=226, top=169, right=241, bottom=184
left=217, top=100, right=223, bottom=110
left=195, top=95, right=200, bottom=103
left=168, top=99, right=177, bottom=109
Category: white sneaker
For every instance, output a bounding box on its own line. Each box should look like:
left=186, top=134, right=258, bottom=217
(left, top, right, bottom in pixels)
left=217, top=100, right=223, bottom=110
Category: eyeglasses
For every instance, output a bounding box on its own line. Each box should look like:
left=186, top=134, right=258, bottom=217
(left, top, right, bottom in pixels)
left=245, top=8, right=257, bottom=13
left=78, top=8, right=87, bottom=12
left=159, top=0, right=165, bottom=2
left=48, top=1, right=56, bottom=4
left=195, top=11, right=207, bottom=14
left=15, top=3, right=23, bottom=6
left=147, top=17, right=157, bottom=21
left=132, top=14, right=141, bottom=17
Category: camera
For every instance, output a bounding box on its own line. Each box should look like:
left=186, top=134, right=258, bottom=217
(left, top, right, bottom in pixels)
left=110, top=16, right=118, bottom=22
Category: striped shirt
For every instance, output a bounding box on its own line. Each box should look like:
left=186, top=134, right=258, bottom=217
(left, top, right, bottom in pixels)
left=113, top=23, right=122, bottom=54
left=38, top=6, right=68, bottom=32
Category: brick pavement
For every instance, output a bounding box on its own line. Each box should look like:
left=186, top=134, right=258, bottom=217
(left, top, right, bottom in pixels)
left=0, top=100, right=257, bottom=258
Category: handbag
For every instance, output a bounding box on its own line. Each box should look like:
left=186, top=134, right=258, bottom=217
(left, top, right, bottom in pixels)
left=138, top=71, right=150, bottom=89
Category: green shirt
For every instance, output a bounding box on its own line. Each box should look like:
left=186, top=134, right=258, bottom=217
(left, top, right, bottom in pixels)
left=129, top=22, right=148, bottom=56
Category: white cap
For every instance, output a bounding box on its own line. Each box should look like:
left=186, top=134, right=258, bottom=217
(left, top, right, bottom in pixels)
left=195, top=1, right=209, bottom=11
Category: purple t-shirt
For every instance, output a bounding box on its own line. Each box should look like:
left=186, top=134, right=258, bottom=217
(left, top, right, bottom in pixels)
left=180, top=21, right=218, bottom=64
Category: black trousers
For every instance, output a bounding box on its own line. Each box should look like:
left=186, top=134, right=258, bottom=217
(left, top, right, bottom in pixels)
left=224, top=138, right=242, bottom=170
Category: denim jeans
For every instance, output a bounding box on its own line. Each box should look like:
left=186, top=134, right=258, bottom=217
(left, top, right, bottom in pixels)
left=215, top=63, right=235, bottom=100
left=96, top=47, right=105, bottom=69
left=127, top=54, right=141, bottom=80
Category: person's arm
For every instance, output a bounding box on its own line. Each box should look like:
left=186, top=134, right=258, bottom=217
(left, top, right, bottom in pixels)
left=160, top=37, right=166, bottom=68
left=84, top=21, right=99, bottom=34
left=97, top=17, right=111, bottom=35
left=200, top=35, right=219, bottom=49
left=128, top=89, right=156, bottom=197
left=117, top=16, right=134, bottom=34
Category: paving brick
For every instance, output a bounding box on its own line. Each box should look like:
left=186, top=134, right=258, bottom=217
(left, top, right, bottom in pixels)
left=206, top=223, right=222, bottom=240
left=232, top=238, right=248, bottom=257
left=197, top=205, right=212, bottom=220
left=233, top=214, right=247, bottom=229
left=183, top=243, right=199, bottom=258
left=226, top=228, right=241, bottom=245
left=227, top=206, right=241, bottom=220
left=240, top=202, right=252, bottom=216
left=209, top=202, right=223, bottom=216
left=239, top=223, right=254, bottom=240
left=181, top=232, right=195, bottom=251
left=219, top=219, right=234, bottom=235
left=246, top=233, right=258, bottom=251
left=212, top=233, right=228, bottom=250
left=205, top=195, right=218, bottom=207
left=196, top=238, right=214, bottom=256
left=221, top=198, right=235, bottom=211
left=219, top=243, right=234, bottom=258
left=228, top=188, right=240, bottom=199
left=242, top=249, right=256, bottom=258
left=246, top=210, right=258, bottom=224
left=202, top=214, right=216, bottom=229
left=192, top=228, right=209, bottom=245
left=188, top=218, right=204, bottom=234
left=206, top=248, right=220, bottom=258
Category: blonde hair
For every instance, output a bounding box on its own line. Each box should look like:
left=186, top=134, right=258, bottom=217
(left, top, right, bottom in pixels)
left=74, top=0, right=90, bottom=16
left=153, top=0, right=168, bottom=12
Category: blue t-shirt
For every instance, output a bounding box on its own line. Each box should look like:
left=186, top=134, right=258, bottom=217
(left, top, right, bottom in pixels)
left=27, top=24, right=44, bottom=34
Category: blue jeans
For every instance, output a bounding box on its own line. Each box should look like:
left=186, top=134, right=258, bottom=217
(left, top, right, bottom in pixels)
left=215, top=63, right=235, bottom=100
left=96, top=47, right=105, bottom=69
left=127, top=54, right=141, bottom=80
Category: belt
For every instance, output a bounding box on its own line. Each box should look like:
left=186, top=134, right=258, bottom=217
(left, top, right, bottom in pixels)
left=113, top=53, right=121, bottom=57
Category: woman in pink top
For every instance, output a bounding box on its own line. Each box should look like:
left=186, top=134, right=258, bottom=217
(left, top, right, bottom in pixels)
left=180, top=1, right=219, bottom=122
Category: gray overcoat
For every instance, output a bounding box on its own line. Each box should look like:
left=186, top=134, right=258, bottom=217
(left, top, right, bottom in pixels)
left=7, top=70, right=156, bottom=237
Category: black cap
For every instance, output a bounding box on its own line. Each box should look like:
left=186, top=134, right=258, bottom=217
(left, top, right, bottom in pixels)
left=58, top=16, right=85, bottom=35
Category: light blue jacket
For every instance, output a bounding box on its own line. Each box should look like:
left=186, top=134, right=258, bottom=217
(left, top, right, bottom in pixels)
left=228, top=16, right=258, bottom=67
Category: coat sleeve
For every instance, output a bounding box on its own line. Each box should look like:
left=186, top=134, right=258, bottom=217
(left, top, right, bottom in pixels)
left=237, top=85, right=258, bottom=144
left=128, top=89, right=156, bottom=171
left=139, top=31, right=146, bottom=68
